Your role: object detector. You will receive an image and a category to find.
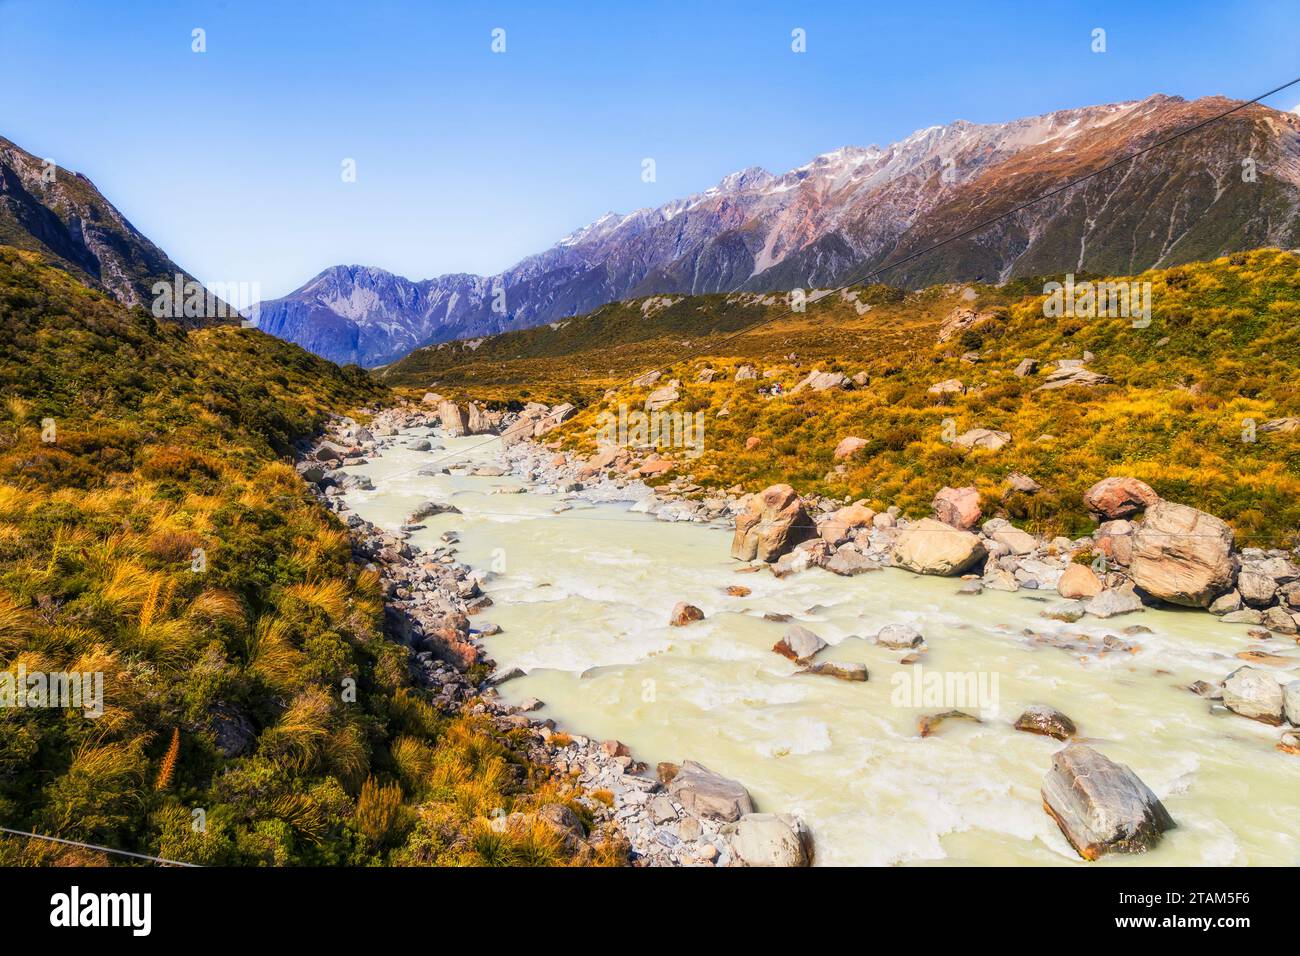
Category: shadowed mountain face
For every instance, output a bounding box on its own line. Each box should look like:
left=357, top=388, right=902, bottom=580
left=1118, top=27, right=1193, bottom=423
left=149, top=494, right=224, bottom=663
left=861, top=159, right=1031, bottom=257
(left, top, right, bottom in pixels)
left=0, top=135, right=221, bottom=325
left=255, top=95, right=1300, bottom=367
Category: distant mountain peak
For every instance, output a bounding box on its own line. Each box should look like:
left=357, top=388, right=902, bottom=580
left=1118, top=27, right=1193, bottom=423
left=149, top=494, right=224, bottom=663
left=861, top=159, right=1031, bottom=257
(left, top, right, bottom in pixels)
left=254, top=94, right=1300, bottom=366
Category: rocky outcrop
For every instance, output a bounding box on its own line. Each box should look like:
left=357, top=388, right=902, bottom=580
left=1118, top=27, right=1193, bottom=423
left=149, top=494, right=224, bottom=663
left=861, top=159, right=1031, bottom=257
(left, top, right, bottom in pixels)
left=731, top=484, right=817, bottom=562
left=818, top=504, right=875, bottom=545
left=892, top=518, right=985, bottom=576
left=1130, top=501, right=1235, bottom=607
left=1041, top=745, right=1175, bottom=860
left=1084, top=477, right=1159, bottom=520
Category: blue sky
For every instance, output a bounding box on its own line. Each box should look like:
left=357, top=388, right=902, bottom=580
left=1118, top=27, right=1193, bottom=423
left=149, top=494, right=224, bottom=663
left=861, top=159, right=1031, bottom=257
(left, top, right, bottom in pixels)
left=2, top=0, right=1298, bottom=299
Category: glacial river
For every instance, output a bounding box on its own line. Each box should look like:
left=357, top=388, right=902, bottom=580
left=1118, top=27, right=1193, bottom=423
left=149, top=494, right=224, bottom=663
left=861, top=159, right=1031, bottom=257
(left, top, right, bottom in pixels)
left=341, top=432, right=1300, bottom=866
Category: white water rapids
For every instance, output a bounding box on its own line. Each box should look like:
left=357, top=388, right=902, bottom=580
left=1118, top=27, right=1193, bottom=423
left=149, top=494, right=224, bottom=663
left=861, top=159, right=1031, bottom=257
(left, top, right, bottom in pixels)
left=340, top=432, right=1300, bottom=866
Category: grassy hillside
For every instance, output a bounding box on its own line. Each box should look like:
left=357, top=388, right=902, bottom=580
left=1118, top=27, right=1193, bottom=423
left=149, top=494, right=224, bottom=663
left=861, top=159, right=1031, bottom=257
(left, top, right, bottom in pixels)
left=389, top=249, right=1300, bottom=545
left=0, top=248, right=609, bottom=866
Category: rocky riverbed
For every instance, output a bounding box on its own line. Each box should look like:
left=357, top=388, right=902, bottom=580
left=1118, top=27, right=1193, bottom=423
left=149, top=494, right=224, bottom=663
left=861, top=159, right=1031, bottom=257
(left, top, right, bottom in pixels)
left=300, top=396, right=1300, bottom=865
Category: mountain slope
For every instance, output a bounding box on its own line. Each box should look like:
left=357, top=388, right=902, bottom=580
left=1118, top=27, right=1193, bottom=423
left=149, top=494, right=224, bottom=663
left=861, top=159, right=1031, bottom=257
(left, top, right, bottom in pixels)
left=386, top=249, right=1300, bottom=546
left=0, top=135, right=218, bottom=322
left=0, top=248, right=604, bottom=866
left=260, top=95, right=1300, bottom=366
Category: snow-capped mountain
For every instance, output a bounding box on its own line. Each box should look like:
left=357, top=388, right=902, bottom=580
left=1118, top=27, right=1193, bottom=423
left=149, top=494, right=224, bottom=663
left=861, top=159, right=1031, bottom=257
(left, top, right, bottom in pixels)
left=255, top=94, right=1300, bottom=366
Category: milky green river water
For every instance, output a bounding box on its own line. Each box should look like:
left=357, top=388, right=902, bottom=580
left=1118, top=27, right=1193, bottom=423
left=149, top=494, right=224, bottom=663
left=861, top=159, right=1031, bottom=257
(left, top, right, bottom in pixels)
left=341, top=435, right=1300, bottom=866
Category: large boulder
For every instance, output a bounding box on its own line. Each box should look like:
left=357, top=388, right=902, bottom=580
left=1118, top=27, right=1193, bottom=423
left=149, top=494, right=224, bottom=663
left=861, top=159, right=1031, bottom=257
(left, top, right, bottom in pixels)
left=892, top=518, right=986, bottom=576
left=731, top=484, right=817, bottom=562
left=724, top=813, right=813, bottom=867
left=1130, top=501, right=1234, bottom=607
left=667, top=761, right=755, bottom=822
left=1083, top=477, right=1159, bottom=520
left=466, top=402, right=497, bottom=435
left=437, top=400, right=467, bottom=437
left=932, top=486, right=981, bottom=530
left=1041, top=745, right=1175, bottom=861
left=1222, top=667, right=1285, bottom=725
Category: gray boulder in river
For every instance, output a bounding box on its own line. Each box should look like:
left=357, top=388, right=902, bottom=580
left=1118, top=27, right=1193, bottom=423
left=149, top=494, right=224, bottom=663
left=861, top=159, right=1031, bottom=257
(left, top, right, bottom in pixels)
left=1041, top=745, right=1175, bottom=860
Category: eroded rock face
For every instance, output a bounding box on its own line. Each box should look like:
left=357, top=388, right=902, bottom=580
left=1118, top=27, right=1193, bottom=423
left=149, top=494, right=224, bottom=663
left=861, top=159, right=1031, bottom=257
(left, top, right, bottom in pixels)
left=466, top=402, right=497, bottom=435
left=1041, top=745, right=1175, bottom=860
left=1130, top=501, right=1234, bottom=607
left=932, top=485, right=981, bottom=530
left=1084, top=477, right=1159, bottom=520
left=731, top=484, right=817, bottom=563
left=892, top=518, right=986, bottom=576
left=667, top=761, right=755, bottom=822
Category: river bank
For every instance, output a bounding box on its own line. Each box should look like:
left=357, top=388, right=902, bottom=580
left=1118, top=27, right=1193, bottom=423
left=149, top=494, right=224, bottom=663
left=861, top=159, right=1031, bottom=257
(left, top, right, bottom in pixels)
left=303, top=398, right=1300, bottom=866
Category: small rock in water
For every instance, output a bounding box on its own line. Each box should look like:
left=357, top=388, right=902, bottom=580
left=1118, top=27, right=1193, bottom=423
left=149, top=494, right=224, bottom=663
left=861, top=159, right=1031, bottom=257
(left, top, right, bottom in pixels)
left=802, top=660, right=869, bottom=682
left=1013, top=705, right=1077, bottom=740
left=1041, top=745, right=1175, bottom=860
left=773, top=625, right=827, bottom=664
left=957, top=579, right=983, bottom=595
left=917, top=710, right=981, bottom=737
left=669, top=603, right=705, bottom=627
left=875, top=623, right=924, bottom=649
left=726, top=585, right=751, bottom=597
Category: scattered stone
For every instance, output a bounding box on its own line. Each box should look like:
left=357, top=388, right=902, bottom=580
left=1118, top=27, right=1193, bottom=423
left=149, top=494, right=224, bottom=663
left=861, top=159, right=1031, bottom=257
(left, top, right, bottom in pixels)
left=1083, top=477, right=1159, bottom=520
left=802, top=660, right=869, bottom=682
left=1058, top=563, right=1103, bottom=600
left=952, top=428, right=1011, bottom=451
left=670, top=603, right=705, bottom=627
left=1014, top=705, right=1077, bottom=740
left=833, top=436, right=869, bottom=460
left=774, top=625, right=827, bottom=664
left=876, top=623, right=924, bottom=649
left=918, top=710, right=981, bottom=737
